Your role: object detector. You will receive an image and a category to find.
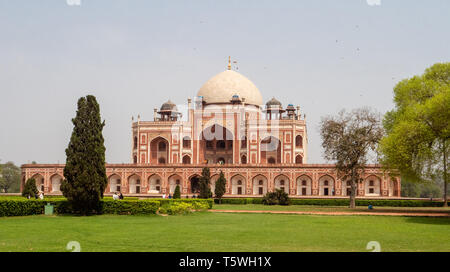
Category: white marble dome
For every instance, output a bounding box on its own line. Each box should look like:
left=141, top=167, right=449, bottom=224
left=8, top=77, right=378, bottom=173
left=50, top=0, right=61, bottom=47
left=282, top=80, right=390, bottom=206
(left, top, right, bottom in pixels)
left=197, top=70, right=263, bottom=106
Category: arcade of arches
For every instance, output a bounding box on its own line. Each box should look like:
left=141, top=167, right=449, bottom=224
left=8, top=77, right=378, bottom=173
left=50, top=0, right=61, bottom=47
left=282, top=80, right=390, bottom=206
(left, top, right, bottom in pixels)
left=21, top=165, right=401, bottom=197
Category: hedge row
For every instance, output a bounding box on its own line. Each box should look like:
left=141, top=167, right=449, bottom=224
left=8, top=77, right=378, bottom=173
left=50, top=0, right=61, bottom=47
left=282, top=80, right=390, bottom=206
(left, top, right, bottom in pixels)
left=0, top=199, right=160, bottom=217
left=213, top=198, right=264, bottom=204
left=0, top=198, right=214, bottom=217
left=214, top=198, right=445, bottom=207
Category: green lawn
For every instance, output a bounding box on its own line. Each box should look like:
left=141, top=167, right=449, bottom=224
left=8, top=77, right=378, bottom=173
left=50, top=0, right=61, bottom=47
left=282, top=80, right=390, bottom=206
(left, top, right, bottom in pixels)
left=212, top=204, right=450, bottom=213
left=0, top=212, right=449, bottom=252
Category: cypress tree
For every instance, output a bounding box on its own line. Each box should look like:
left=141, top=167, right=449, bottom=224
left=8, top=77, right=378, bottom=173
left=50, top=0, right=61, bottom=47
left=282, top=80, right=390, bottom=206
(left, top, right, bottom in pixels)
left=61, top=95, right=107, bottom=215
left=199, top=167, right=212, bottom=199
left=214, top=171, right=226, bottom=204
left=22, top=178, right=39, bottom=198
left=173, top=185, right=181, bottom=199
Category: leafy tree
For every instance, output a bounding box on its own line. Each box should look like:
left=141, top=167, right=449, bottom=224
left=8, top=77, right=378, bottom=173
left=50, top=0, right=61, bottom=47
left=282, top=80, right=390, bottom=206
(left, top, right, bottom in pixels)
left=0, top=162, right=21, bottom=193
left=199, top=167, right=212, bottom=199
left=379, top=63, right=449, bottom=206
left=173, top=185, right=181, bottom=199
left=320, top=108, right=383, bottom=208
left=61, top=95, right=108, bottom=215
left=401, top=178, right=442, bottom=198
left=22, top=178, right=39, bottom=198
left=214, top=171, right=226, bottom=204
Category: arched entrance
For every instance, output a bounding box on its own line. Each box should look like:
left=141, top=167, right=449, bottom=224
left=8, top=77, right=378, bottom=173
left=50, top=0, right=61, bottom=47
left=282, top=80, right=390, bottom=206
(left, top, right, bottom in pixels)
left=168, top=174, right=183, bottom=194
left=108, top=174, right=121, bottom=193
left=150, top=136, right=169, bottom=164
left=32, top=174, right=45, bottom=192
left=128, top=174, right=141, bottom=194
left=296, top=175, right=312, bottom=196
left=148, top=174, right=162, bottom=194
left=189, top=175, right=201, bottom=194
left=260, top=136, right=281, bottom=164
left=231, top=175, right=246, bottom=195
left=200, top=124, right=234, bottom=164
left=182, top=155, right=191, bottom=164
left=319, top=175, right=335, bottom=196
left=50, top=174, right=63, bottom=193
left=274, top=174, right=290, bottom=193
left=252, top=175, right=268, bottom=195
left=365, top=175, right=381, bottom=196
left=210, top=174, right=219, bottom=196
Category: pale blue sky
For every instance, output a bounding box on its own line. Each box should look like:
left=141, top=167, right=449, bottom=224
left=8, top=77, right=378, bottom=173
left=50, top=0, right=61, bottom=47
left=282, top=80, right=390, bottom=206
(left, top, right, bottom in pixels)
left=1, top=0, right=449, bottom=165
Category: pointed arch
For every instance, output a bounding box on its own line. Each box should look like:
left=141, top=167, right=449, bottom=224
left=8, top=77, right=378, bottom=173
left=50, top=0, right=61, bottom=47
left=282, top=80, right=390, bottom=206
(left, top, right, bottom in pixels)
left=150, top=136, right=169, bottom=164
left=168, top=174, right=183, bottom=194
left=295, top=135, right=303, bottom=148
left=200, top=124, right=234, bottom=164
left=241, top=154, right=247, bottom=164
left=296, top=175, right=312, bottom=196
left=183, top=136, right=191, bottom=149
left=365, top=175, right=381, bottom=196
left=50, top=174, right=63, bottom=193
left=31, top=174, right=45, bottom=192
left=318, top=175, right=335, bottom=196
left=210, top=174, right=220, bottom=195
left=148, top=174, right=162, bottom=194
left=128, top=174, right=141, bottom=194
left=189, top=174, right=202, bottom=194
left=260, top=136, right=281, bottom=164
left=231, top=174, right=246, bottom=195
left=108, top=174, right=122, bottom=193
left=182, top=155, right=191, bottom=164
left=252, top=174, right=268, bottom=195
left=274, top=174, right=290, bottom=193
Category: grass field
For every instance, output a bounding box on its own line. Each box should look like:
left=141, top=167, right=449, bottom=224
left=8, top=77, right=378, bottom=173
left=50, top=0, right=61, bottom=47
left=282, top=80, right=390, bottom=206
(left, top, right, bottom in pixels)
left=0, top=212, right=449, bottom=252
left=212, top=204, right=450, bottom=213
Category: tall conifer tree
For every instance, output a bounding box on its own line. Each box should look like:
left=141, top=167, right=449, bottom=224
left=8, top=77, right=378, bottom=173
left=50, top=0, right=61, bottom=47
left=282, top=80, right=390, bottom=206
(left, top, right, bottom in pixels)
left=214, top=171, right=226, bottom=204
left=61, top=95, right=107, bottom=214
left=199, top=167, right=212, bottom=199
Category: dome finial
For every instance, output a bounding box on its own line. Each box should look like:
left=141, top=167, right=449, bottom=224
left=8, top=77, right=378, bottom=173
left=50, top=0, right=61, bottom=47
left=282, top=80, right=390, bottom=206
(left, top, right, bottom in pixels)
left=228, top=56, right=231, bottom=70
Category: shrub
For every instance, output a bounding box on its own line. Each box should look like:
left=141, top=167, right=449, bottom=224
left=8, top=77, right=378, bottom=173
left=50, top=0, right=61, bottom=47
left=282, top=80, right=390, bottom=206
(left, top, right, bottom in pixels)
left=262, top=192, right=278, bottom=205
left=262, top=189, right=290, bottom=205
left=191, top=201, right=210, bottom=211
left=154, top=198, right=213, bottom=209
left=159, top=202, right=194, bottom=215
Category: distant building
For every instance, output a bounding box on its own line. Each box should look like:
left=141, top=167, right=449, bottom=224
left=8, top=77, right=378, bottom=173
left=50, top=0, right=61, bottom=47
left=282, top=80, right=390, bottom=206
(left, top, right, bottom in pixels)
left=21, top=59, right=400, bottom=198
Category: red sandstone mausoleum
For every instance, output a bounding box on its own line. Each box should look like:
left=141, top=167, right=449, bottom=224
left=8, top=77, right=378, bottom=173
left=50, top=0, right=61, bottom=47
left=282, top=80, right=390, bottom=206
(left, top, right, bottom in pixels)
left=21, top=60, right=401, bottom=198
